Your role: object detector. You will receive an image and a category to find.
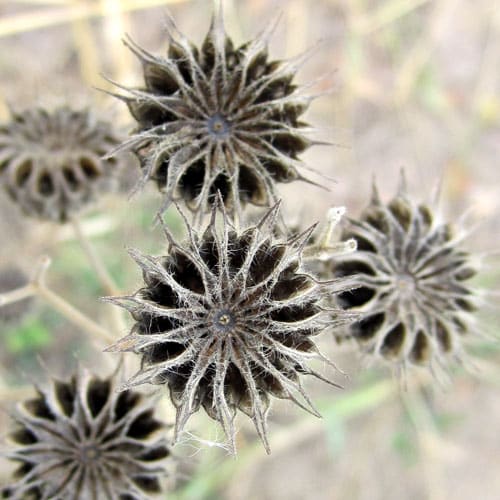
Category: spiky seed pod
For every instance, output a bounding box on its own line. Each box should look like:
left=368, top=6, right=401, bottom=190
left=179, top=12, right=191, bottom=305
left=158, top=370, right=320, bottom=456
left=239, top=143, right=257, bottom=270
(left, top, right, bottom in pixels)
left=0, top=267, right=33, bottom=325
left=105, top=203, right=351, bottom=453
left=111, top=9, right=318, bottom=219
left=0, top=107, right=122, bottom=222
left=2, top=369, right=170, bottom=500
left=330, top=180, right=478, bottom=375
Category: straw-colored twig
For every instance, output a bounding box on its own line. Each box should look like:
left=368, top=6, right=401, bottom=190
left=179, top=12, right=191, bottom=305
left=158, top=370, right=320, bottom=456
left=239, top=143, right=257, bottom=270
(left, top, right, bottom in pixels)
left=223, top=0, right=244, bottom=44
left=0, top=0, right=189, bottom=38
left=285, top=0, right=309, bottom=58
left=303, top=206, right=357, bottom=261
left=353, top=0, right=432, bottom=35
left=0, top=284, right=34, bottom=306
left=0, top=256, right=114, bottom=344
left=393, top=0, right=451, bottom=104
left=100, top=0, right=135, bottom=84
left=70, top=216, right=127, bottom=337
left=70, top=8, right=102, bottom=90
left=0, top=99, right=9, bottom=121
left=9, top=0, right=72, bottom=5
left=401, top=389, right=449, bottom=500
left=70, top=216, right=120, bottom=297
left=0, top=385, right=33, bottom=402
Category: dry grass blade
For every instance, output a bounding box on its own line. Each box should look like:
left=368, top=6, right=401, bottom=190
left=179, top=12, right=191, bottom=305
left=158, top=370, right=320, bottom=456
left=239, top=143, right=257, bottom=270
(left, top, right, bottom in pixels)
left=8, top=0, right=72, bottom=5
left=100, top=0, right=134, bottom=84
left=0, top=0, right=189, bottom=38
left=354, top=0, right=432, bottom=35
left=8, top=0, right=73, bottom=4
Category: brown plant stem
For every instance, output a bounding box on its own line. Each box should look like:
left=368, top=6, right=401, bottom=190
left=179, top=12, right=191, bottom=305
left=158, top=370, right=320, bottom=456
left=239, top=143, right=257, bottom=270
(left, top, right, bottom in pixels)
left=401, top=389, right=448, bottom=500
left=70, top=216, right=127, bottom=337
left=70, top=6, right=102, bottom=92
left=0, top=385, right=33, bottom=402
left=70, top=216, right=120, bottom=296
left=303, top=206, right=357, bottom=261
left=0, top=284, right=35, bottom=305
left=0, top=0, right=189, bottom=38
left=0, top=256, right=114, bottom=344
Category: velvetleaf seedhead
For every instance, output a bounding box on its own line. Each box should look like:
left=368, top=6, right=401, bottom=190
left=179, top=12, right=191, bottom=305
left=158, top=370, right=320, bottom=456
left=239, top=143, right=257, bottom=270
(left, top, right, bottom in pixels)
left=0, top=107, right=122, bottom=222
left=105, top=201, right=352, bottom=453
left=110, top=7, right=320, bottom=220
left=2, top=368, right=170, bottom=500
left=330, top=177, right=479, bottom=377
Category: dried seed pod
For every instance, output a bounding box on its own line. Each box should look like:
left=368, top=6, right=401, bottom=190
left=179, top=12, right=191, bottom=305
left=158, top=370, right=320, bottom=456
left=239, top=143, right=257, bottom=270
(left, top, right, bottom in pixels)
left=0, top=107, right=122, bottom=222
left=111, top=8, right=319, bottom=219
left=2, top=368, right=170, bottom=499
left=105, top=203, right=352, bottom=453
left=330, top=178, right=478, bottom=375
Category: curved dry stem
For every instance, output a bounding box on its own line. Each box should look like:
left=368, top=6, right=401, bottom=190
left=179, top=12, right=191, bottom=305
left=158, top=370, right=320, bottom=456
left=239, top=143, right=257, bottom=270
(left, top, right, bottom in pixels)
left=36, top=285, right=114, bottom=344
left=400, top=389, right=448, bottom=500
left=70, top=216, right=127, bottom=336
left=0, top=385, right=33, bottom=402
left=70, top=216, right=120, bottom=296
left=0, top=256, right=114, bottom=344
left=303, top=206, right=357, bottom=262
left=0, top=284, right=35, bottom=307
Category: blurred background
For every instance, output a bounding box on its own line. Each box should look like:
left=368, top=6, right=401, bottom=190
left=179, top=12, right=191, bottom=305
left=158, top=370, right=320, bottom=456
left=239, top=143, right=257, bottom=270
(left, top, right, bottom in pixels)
left=0, top=0, right=499, bottom=499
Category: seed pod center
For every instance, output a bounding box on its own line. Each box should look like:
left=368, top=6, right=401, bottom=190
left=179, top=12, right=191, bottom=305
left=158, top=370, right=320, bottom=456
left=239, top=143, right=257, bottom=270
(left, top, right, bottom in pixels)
left=213, top=309, right=235, bottom=332
left=395, top=273, right=416, bottom=298
left=207, top=113, right=230, bottom=137
left=78, top=444, right=100, bottom=464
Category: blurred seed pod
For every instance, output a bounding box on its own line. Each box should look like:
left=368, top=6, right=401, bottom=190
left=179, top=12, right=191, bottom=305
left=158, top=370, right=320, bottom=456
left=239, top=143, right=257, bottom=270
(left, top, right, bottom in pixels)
left=0, top=267, right=33, bottom=325
left=110, top=7, right=321, bottom=220
left=329, top=178, right=479, bottom=376
left=2, top=367, right=171, bottom=499
left=105, top=201, right=352, bottom=453
left=0, top=107, right=123, bottom=222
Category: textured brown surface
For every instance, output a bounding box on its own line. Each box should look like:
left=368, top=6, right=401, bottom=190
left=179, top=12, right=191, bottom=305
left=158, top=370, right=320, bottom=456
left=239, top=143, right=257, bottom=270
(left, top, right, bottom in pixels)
left=106, top=204, right=350, bottom=453
left=0, top=107, right=122, bottom=222
left=0, top=1, right=498, bottom=499
left=3, top=368, right=169, bottom=499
